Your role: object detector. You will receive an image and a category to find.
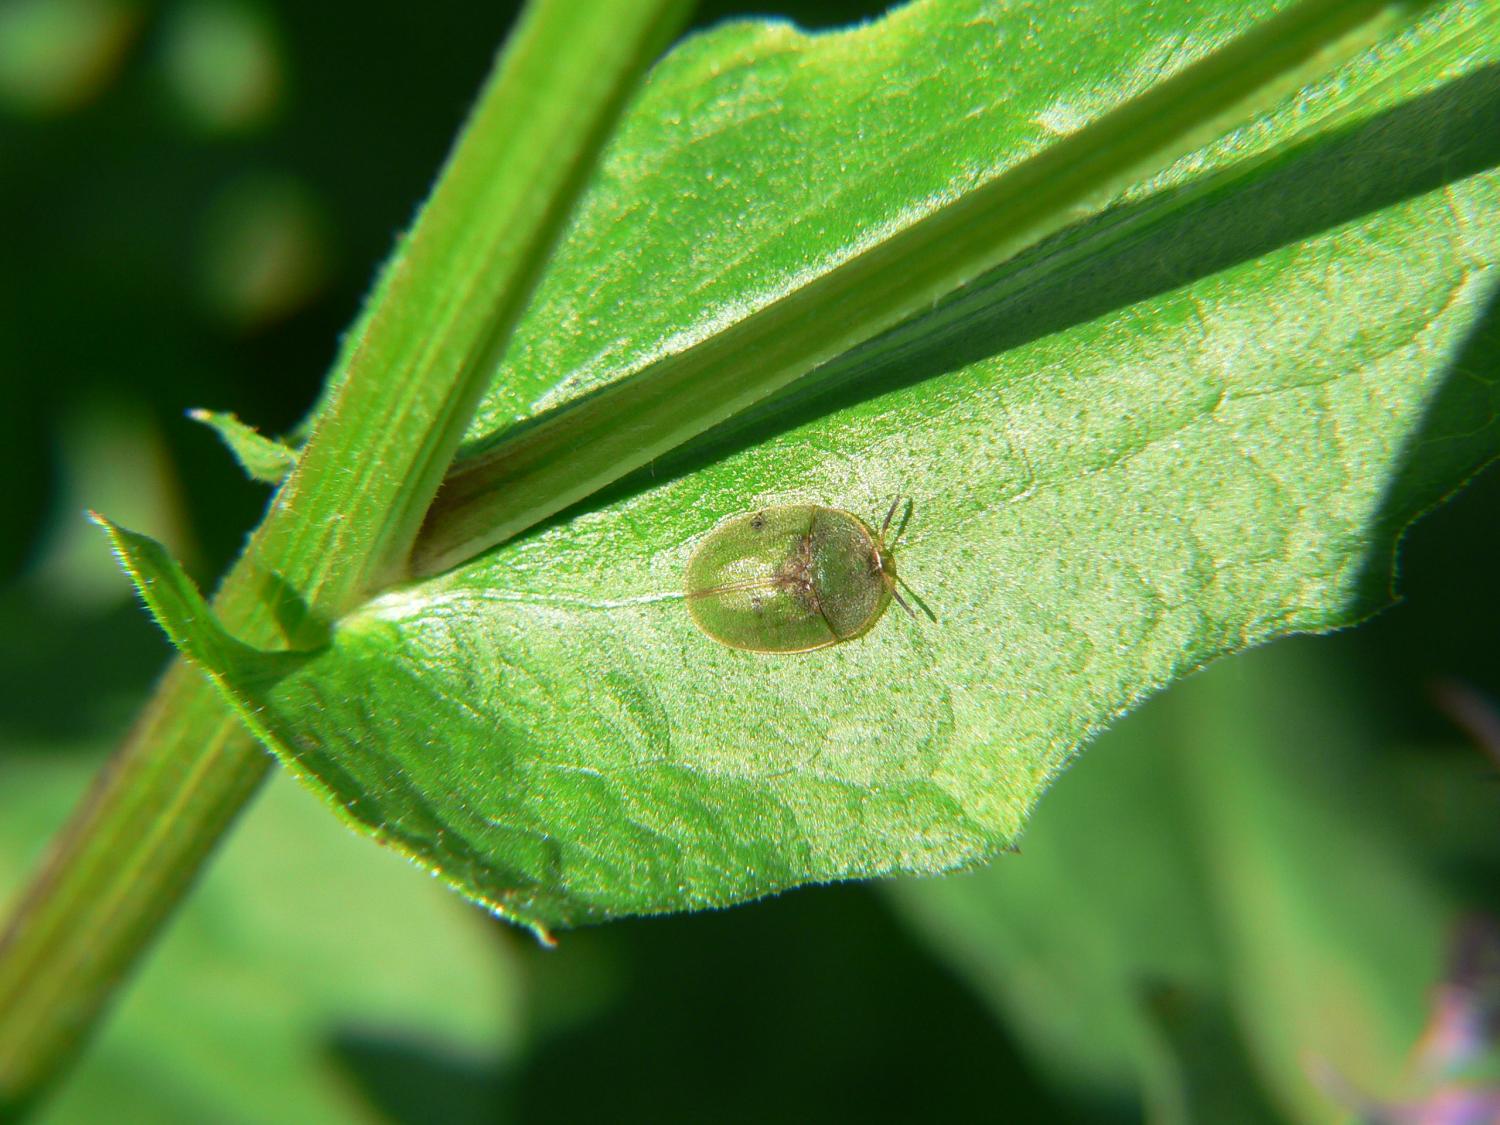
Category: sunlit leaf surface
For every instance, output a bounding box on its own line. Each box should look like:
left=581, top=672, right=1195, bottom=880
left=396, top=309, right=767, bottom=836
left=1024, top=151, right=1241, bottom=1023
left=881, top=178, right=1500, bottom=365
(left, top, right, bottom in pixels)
left=109, top=0, right=1500, bottom=933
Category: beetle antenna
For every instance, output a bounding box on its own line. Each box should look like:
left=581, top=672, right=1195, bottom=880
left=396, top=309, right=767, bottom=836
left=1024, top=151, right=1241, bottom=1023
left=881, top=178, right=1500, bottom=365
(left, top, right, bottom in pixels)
left=893, top=574, right=937, bottom=623
left=880, top=495, right=901, bottom=537
left=890, top=584, right=918, bottom=619
left=880, top=496, right=915, bottom=548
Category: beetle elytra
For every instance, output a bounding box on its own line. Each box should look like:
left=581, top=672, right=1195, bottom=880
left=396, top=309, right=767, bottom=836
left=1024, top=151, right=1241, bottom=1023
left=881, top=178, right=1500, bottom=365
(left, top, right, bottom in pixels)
left=684, top=498, right=916, bottom=653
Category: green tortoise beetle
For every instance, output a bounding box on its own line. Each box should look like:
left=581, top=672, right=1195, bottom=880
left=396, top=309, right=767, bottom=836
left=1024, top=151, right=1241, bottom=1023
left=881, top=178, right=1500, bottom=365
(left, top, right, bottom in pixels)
left=684, top=497, right=917, bottom=654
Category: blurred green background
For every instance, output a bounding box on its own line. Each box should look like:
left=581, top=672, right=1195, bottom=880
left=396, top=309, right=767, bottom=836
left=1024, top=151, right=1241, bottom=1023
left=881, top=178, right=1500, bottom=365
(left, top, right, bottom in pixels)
left=3, top=1, right=1499, bottom=1121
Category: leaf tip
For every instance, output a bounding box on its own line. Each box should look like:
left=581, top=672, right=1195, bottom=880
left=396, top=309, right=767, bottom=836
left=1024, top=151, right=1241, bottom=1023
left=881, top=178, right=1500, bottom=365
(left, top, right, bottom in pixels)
left=188, top=407, right=298, bottom=485
left=89, top=510, right=144, bottom=578
left=531, top=923, right=559, bottom=949
left=479, top=895, right=558, bottom=947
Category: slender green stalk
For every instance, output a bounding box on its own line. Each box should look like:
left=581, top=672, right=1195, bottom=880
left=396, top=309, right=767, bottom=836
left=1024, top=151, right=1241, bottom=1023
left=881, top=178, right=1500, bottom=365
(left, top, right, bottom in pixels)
left=0, top=0, right=690, bottom=1113
left=411, top=0, right=1427, bottom=576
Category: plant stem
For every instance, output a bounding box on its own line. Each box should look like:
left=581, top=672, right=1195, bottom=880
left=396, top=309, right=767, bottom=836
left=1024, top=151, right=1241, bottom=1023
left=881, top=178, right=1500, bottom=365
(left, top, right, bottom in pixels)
left=0, top=0, right=690, bottom=1112
left=0, top=671, right=267, bottom=1118
left=411, top=0, right=1428, bottom=576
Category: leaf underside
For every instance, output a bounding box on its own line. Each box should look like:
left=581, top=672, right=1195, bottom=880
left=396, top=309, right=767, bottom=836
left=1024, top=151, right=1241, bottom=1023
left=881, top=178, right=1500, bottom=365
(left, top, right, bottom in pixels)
left=111, top=0, right=1500, bottom=933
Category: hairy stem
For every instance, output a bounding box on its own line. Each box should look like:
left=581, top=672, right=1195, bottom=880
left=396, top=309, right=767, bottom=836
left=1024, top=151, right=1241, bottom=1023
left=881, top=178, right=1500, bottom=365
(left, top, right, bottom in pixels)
left=0, top=0, right=690, bottom=1111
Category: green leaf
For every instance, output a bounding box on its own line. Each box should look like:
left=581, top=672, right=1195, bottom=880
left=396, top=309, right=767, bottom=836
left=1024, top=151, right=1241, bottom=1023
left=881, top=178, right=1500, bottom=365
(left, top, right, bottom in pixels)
left=119, top=0, right=1500, bottom=934
left=188, top=409, right=298, bottom=485
left=413, top=0, right=1459, bottom=571
left=93, top=513, right=313, bottom=679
